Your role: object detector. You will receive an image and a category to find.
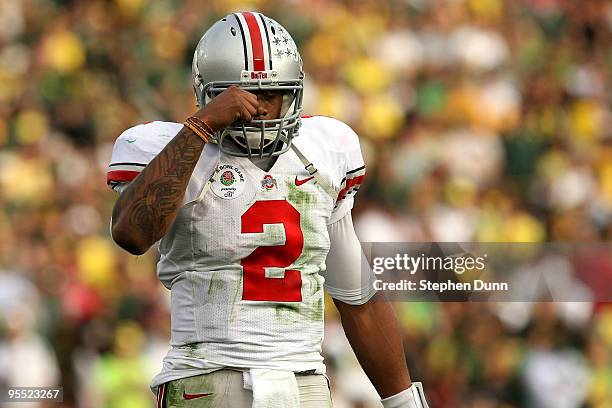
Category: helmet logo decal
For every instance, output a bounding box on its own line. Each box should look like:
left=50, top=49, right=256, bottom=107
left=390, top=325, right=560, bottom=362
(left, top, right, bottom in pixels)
left=240, top=70, right=279, bottom=83
left=250, top=71, right=268, bottom=80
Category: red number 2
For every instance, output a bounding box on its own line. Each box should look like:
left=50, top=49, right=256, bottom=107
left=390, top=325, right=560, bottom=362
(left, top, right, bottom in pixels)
left=241, top=200, right=303, bottom=302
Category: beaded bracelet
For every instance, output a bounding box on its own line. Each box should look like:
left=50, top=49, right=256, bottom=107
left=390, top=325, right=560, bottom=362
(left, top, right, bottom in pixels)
left=184, top=117, right=214, bottom=143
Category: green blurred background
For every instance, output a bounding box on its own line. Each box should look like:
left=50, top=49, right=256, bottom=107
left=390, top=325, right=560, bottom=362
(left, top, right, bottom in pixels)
left=0, top=0, right=611, bottom=407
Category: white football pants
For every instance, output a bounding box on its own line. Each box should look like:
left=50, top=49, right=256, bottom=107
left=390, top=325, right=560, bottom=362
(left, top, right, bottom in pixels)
left=156, top=369, right=332, bottom=408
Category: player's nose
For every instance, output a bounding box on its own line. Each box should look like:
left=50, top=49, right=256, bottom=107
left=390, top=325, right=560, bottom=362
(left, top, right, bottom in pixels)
left=254, top=102, right=268, bottom=119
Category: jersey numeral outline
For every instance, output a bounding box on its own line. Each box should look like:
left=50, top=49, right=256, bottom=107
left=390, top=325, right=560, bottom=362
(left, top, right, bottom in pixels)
left=241, top=200, right=303, bottom=301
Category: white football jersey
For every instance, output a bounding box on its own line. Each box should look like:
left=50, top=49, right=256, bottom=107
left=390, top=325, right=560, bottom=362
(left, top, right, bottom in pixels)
left=107, top=117, right=366, bottom=390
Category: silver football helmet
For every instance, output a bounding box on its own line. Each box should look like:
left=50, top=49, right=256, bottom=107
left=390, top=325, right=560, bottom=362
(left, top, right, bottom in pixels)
left=192, top=12, right=304, bottom=158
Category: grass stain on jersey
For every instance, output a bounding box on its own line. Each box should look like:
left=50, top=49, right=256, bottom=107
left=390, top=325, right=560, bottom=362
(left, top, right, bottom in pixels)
left=307, top=296, right=324, bottom=321
left=229, top=273, right=243, bottom=323
left=184, top=342, right=199, bottom=358
left=285, top=179, right=326, bottom=266
left=208, top=271, right=225, bottom=295
left=302, top=275, right=324, bottom=322
left=275, top=304, right=301, bottom=324
left=287, top=180, right=318, bottom=207
left=311, top=273, right=323, bottom=293
left=285, top=179, right=329, bottom=324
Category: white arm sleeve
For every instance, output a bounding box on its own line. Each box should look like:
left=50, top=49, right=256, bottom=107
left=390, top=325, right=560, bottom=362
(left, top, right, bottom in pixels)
left=381, top=383, right=430, bottom=408
left=323, top=212, right=377, bottom=305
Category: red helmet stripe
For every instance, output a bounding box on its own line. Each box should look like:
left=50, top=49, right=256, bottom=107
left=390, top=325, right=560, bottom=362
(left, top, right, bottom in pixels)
left=242, top=12, right=265, bottom=71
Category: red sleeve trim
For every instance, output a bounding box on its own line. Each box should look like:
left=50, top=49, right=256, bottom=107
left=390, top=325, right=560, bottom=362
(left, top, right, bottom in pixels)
left=337, top=174, right=365, bottom=202
left=107, top=170, right=140, bottom=185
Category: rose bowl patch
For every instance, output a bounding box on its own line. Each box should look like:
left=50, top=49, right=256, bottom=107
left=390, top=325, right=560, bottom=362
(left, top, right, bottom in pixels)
left=211, top=164, right=246, bottom=199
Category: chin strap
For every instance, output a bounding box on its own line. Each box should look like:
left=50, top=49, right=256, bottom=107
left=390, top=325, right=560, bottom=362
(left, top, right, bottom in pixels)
left=183, top=164, right=219, bottom=206
left=290, top=143, right=338, bottom=202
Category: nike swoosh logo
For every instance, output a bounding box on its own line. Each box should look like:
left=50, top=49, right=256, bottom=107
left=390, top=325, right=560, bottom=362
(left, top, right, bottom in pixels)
left=126, top=138, right=137, bottom=143
left=183, top=392, right=212, bottom=400
left=295, top=176, right=315, bottom=186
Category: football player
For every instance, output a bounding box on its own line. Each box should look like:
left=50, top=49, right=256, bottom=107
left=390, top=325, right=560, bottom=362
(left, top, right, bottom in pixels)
left=107, top=12, right=430, bottom=408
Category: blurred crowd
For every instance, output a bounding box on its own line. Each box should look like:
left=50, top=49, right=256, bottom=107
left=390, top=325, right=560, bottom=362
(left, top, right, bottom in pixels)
left=0, top=0, right=611, bottom=407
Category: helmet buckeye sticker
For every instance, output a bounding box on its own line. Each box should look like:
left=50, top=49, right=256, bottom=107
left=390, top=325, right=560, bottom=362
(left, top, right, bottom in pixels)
left=212, top=164, right=246, bottom=199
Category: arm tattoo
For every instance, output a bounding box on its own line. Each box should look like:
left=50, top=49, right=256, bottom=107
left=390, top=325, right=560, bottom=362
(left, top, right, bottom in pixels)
left=112, top=127, right=205, bottom=246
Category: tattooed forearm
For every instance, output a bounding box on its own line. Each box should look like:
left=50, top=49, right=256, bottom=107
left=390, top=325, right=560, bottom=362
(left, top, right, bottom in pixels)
left=112, top=127, right=205, bottom=253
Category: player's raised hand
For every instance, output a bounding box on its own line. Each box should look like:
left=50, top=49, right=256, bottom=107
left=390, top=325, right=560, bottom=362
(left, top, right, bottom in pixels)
left=192, top=86, right=261, bottom=132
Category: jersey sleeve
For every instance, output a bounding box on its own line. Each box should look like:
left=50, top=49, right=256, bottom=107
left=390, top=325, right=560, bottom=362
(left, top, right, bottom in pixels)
left=329, top=125, right=366, bottom=224
left=323, top=212, right=377, bottom=304
left=106, top=123, right=175, bottom=192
